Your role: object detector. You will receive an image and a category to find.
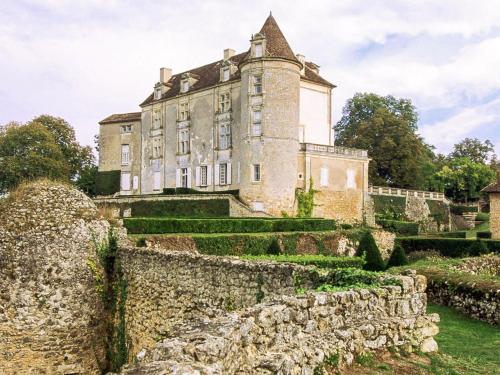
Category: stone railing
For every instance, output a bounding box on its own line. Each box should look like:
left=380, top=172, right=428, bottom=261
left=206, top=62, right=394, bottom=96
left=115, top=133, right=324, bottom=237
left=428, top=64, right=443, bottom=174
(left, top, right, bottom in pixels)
left=369, top=185, right=446, bottom=201
left=299, top=143, right=368, bottom=159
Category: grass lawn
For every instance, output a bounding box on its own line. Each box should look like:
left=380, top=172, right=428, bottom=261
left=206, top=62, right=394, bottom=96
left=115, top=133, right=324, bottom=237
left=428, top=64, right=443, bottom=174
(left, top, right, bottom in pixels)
left=466, top=220, right=490, bottom=239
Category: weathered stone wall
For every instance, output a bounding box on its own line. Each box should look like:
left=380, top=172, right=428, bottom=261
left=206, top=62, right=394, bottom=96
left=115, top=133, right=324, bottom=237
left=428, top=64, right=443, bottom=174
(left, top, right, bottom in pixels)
left=490, top=192, right=500, bottom=239
left=119, top=262, right=439, bottom=374
left=0, top=181, right=110, bottom=374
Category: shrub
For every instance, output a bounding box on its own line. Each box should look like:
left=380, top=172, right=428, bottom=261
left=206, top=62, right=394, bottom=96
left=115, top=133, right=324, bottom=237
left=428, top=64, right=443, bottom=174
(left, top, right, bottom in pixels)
left=372, top=195, right=406, bottom=219
left=450, top=205, right=478, bottom=215
left=296, top=178, right=316, bottom=217
left=426, top=200, right=450, bottom=228
left=126, top=199, right=230, bottom=218
left=267, top=239, right=281, bottom=255
left=440, top=231, right=467, bottom=239
left=475, top=212, right=490, bottom=222
left=376, top=219, right=419, bottom=236
left=386, top=244, right=408, bottom=268
left=123, top=217, right=336, bottom=234
left=241, top=255, right=364, bottom=269
left=95, top=170, right=120, bottom=196
left=135, top=237, right=146, bottom=247
left=396, top=237, right=500, bottom=257
left=477, top=231, right=492, bottom=239
left=358, top=232, right=385, bottom=271
left=468, top=240, right=489, bottom=256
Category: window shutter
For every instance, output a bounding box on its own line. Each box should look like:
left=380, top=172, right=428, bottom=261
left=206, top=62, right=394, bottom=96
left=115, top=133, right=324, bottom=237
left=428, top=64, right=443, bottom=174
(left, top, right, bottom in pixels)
left=153, top=171, right=161, bottom=190
left=237, top=162, right=241, bottom=184
left=133, top=176, right=139, bottom=190
left=214, top=164, right=220, bottom=186
left=227, top=163, right=232, bottom=185
left=175, top=169, right=181, bottom=187
left=347, top=169, right=356, bottom=189
left=195, top=167, right=201, bottom=187
left=207, top=165, right=213, bottom=186
left=320, top=167, right=329, bottom=187
left=187, top=167, right=192, bottom=188
left=121, top=173, right=131, bottom=191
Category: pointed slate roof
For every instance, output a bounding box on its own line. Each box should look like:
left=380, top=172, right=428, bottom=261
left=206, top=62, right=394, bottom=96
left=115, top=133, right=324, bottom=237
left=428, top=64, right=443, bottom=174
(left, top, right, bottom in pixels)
left=257, top=14, right=299, bottom=63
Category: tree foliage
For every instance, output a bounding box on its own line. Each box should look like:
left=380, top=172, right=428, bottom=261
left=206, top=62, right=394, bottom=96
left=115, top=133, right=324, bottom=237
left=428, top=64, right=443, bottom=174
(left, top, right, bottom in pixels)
left=451, top=138, right=496, bottom=164
left=386, top=244, right=408, bottom=268
left=335, top=93, right=433, bottom=189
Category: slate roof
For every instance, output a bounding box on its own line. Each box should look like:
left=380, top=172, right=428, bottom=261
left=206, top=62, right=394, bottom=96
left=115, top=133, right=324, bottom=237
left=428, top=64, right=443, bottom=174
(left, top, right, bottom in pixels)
left=99, top=112, right=141, bottom=124
left=140, top=14, right=334, bottom=107
left=482, top=174, right=500, bottom=193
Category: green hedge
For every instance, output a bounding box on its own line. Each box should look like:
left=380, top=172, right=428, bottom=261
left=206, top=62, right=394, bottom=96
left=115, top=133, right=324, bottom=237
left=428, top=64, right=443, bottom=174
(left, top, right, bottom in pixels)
left=163, top=187, right=240, bottom=198
left=95, top=170, right=121, bottom=196
left=376, top=219, right=419, bottom=236
left=127, top=199, right=230, bottom=218
left=241, top=255, right=364, bottom=269
left=450, top=204, right=478, bottom=215
left=124, top=217, right=336, bottom=234
left=372, top=195, right=406, bottom=218
left=477, top=231, right=492, bottom=239
left=475, top=212, right=490, bottom=222
left=439, top=231, right=467, bottom=239
left=396, top=237, right=500, bottom=257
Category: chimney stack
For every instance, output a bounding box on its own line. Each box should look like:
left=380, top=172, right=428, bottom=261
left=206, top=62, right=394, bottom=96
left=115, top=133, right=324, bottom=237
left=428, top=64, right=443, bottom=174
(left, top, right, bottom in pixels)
left=160, top=67, right=172, bottom=83
left=224, top=48, right=235, bottom=60
left=296, top=54, right=305, bottom=75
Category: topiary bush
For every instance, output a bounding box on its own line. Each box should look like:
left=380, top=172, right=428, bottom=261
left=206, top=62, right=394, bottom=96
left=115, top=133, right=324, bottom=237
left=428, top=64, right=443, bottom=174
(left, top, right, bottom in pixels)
left=357, top=231, right=386, bottom=271
left=468, top=240, right=489, bottom=256
left=267, top=238, right=281, bottom=255
left=386, top=244, right=408, bottom=268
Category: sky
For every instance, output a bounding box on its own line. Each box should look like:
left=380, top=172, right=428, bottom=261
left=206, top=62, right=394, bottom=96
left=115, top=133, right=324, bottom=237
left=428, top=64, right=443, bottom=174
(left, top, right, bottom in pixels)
left=1, top=0, right=500, bottom=156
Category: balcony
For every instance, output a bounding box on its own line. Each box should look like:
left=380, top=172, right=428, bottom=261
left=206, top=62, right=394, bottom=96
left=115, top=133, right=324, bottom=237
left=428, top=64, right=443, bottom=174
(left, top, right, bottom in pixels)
left=300, top=143, right=368, bottom=159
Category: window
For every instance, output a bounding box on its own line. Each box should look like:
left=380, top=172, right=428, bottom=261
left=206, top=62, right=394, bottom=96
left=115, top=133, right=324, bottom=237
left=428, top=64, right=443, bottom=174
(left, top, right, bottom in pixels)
left=181, top=168, right=188, bottom=188
left=219, top=123, right=231, bottom=149
left=121, top=173, right=131, bottom=191
left=153, top=110, right=161, bottom=129
left=121, top=144, right=130, bottom=165
left=153, top=145, right=162, bottom=158
left=178, top=129, right=189, bottom=154
left=179, top=102, right=189, bottom=121
left=200, top=166, right=208, bottom=186
left=133, top=175, right=139, bottom=190
left=219, top=163, right=227, bottom=185
left=153, top=171, right=161, bottom=190
left=222, top=68, right=230, bottom=81
left=252, top=110, right=262, bottom=136
left=253, top=75, right=262, bottom=94
left=121, top=124, right=132, bottom=133
left=255, top=43, right=263, bottom=57
left=320, top=167, right=329, bottom=187
left=155, top=88, right=162, bottom=100
left=347, top=169, right=356, bottom=189
left=219, top=93, right=230, bottom=112
left=253, top=164, right=261, bottom=182
left=182, top=80, right=189, bottom=92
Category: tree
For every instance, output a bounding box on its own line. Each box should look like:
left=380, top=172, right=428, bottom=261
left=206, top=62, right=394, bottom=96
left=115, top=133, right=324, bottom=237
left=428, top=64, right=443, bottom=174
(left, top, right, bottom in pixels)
left=357, top=231, right=385, bottom=271
left=386, top=244, right=408, bottom=268
left=335, top=93, right=434, bottom=189
left=451, top=138, right=496, bottom=164
left=75, top=164, right=98, bottom=197
left=0, top=122, right=70, bottom=193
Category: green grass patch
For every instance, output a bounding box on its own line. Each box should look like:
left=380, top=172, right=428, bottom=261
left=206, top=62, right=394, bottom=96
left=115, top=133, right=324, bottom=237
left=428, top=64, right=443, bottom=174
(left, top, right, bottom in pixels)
left=241, top=254, right=364, bottom=269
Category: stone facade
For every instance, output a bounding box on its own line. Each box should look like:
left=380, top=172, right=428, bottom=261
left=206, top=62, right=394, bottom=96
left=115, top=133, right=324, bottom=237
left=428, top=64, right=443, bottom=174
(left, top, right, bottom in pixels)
left=118, top=247, right=439, bottom=374
left=490, top=192, right=500, bottom=239
left=0, top=181, right=110, bottom=374
left=98, top=14, right=369, bottom=220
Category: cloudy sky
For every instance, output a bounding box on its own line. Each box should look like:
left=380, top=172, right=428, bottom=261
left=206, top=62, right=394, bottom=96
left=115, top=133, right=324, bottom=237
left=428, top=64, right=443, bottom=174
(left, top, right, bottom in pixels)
left=1, top=0, right=499, bottom=155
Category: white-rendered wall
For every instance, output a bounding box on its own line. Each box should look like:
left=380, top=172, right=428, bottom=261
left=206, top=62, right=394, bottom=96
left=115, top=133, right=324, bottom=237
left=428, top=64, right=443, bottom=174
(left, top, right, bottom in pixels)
left=299, top=85, right=331, bottom=145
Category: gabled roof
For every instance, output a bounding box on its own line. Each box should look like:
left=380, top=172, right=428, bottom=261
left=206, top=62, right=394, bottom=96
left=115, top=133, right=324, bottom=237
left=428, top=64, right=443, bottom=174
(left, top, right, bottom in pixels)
left=304, top=62, right=335, bottom=88
left=255, top=13, right=299, bottom=63
left=99, top=112, right=141, bottom=124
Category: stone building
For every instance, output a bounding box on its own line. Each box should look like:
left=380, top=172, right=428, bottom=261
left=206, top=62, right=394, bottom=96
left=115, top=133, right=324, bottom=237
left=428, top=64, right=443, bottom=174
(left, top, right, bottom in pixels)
left=99, top=14, right=369, bottom=220
left=482, top=171, right=500, bottom=239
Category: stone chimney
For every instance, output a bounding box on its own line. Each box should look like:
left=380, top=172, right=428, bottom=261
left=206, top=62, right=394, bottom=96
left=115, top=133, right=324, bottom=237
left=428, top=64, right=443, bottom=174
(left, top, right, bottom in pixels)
left=224, top=48, right=235, bottom=60
left=160, top=67, right=172, bottom=83
left=296, top=54, right=305, bottom=75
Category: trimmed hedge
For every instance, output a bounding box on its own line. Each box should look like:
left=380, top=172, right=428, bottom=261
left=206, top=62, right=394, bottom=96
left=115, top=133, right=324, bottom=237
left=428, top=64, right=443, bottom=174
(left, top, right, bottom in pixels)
left=477, top=231, right=492, bottom=239
left=450, top=204, right=478, bottom=215
left=376, top=219, right=419, bottom=236
left=372, top=195, right=406, bottom=218
left=95, top=170, right=121, bottom=196
left=241, top=255, right=364, bottom=269
left=124, top=217, right=337, bottom=234
left=475, top=212, right=490, bottom=222
left=127, top=199, right=230, bottom=218
left=163, top=187, right=240, bottom=198
left=439, top=231, right=467, bottom=239
left=396, top=237, right=500, bottom=257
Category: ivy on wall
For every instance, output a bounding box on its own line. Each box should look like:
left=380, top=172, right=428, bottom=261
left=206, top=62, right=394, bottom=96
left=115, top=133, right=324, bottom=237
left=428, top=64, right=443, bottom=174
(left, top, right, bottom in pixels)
left=296, top=179, right=316, bottom=218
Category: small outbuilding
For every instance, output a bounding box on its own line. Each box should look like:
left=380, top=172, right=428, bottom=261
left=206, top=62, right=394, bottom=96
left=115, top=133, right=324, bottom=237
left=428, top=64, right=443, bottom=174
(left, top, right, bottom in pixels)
left=482, top=171, right=500, bottom=239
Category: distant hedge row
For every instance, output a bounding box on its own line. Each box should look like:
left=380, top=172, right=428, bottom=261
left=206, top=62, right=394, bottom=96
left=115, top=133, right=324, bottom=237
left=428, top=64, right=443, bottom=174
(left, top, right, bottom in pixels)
left=162, top=188, right=240, bottom=198
left=396, top=237, right=500, bottom=257
left=241, top=254, right=364, bottom=269
left=95, top=170, right=121, bottom=196
left=376, top=219, right=419, bottom=236
left=450, top=204, right=478, bottom=215
left=124, top=217, right=336, bottom=234
left=116, top=199, right=231, bottom=218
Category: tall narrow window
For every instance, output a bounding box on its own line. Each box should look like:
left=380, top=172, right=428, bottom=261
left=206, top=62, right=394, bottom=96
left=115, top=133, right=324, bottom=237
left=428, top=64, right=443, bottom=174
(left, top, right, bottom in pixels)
left=153, top=110, right=161, bottom=129
left=179, top=102, right=189, bottom=121
left=178, top=129, right=189, bottom=154
left=200, top=166, right=208, bottom=186
left=219, top=163, right=227, bottom=185
left=219, top=124, right=231, bottom=149
left=222, top=68, right=230, bottom=81
left=219, top=93, right=230, bottom=112
left=253, top=75, right=262, bottom=94
left=182, top=80, right=189, bottom=92
left=121, top=173, right=131, bottom=191
left=320, top=167, right=329, bottom=187
left=253, top=164, right=261, bottom=182
left=153, top=171, right=161, bottom=190
left=121, top=144, right=130, bottom=165
left=181, top=168, right=188, bottom=188
left=255, top=43, right=263, bottom=57
left=252, top=110, right=262, bottom=136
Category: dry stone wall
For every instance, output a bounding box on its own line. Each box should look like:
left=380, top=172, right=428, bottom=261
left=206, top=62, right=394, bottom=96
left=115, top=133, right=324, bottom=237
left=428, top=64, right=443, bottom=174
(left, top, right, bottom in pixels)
left=0, top=181, right=110, bottom=374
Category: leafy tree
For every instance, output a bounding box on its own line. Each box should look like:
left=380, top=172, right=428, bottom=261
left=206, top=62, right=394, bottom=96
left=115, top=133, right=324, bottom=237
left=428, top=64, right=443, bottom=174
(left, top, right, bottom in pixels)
left=335, top=93, right=434, bottom=189
left=451, top=138, right=496, bottom=164
left=357, top=231, right=385, bottom=271
left=0, top=122, right=70, bottom=193
left=75, top=164, right=98, bottom=197
left=386, top=244, right=408, bottom=268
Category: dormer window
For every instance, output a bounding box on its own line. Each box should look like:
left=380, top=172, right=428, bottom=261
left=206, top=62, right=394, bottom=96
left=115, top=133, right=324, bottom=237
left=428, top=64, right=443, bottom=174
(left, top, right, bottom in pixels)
left=222, top=68, right=230, bottom=82
left=181, top=80, right=189, bottom=93
left=255, top=43, right=263, bottom=58
left=154, top=88, right=162, bottom=100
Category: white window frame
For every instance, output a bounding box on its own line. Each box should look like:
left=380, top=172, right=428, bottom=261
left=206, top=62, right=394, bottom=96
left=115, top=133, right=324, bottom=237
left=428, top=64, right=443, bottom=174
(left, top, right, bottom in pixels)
left=153, top=171, right=161, bottom=191
left=121, top=173, right=131, bottom=191
left=320, top=167, right=329, bottom=187
left=153, top=110, right=161, bottom=129
left=200, top=165, right=208, bottom=187
left=219, top=163, right=227, bottom=185
left=347, top=169, right=356, bottom=189
left=155, top=88, right=162, bottom=100
left=121, top=144, right=130, bottom=165
left=219, top=93, right=230, bottom=113
left=179, top=102, right=189, bottom=121
left=181, top=168, right=188, bottom=188
left=254, top=43, right=263, bottom=58
left=252, top=110, right=262, bottom=136
left=252, top=164, right=261, bottom=182
left=222, top=68, right=230, bottom=81
left=182, top=80, right=189, bottom=93
left=219, top=123, right=231, bottom=150
left=178, top=129, right=189, bottom=154
left=253, top=75, right=262, bottom=94
left=132, top=175, right=139, bottom=190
